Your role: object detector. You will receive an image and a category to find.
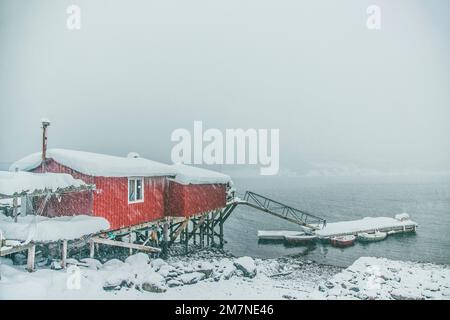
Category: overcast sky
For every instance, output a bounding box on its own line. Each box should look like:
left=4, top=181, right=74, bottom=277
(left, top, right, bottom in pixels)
left=0, top=0, right=449, bottom=176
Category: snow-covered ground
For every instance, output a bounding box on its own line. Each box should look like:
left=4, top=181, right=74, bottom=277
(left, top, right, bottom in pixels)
left=1, top=250, right=449, bottom=300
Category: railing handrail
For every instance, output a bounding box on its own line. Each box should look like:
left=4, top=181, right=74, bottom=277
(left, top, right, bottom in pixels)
left=242, top=191, right=326, bottom=229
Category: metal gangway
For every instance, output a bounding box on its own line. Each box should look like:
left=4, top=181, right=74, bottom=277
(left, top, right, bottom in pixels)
left=239, top=191, right=326, bottom=230
left=221, top=191, right=327, bottom=230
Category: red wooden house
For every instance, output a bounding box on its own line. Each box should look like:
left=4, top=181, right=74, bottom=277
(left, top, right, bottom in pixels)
left=11, top=149, right=231, bottom=231
left=166, top=164, right=229, bottom=217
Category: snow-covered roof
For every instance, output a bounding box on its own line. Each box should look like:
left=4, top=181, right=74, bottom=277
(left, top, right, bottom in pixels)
left=0, top=214, right=110, bottom=242
left=10, top=149, right=177, bottom=178
left=0, top=171, right=88, bottom=198
left=171, top=164, right=232, bottom=185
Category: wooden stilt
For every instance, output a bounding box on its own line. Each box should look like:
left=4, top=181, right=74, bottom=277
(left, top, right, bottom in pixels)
left=193, top=218, right=197, bottom=245
left=219, top=209, right=224, bottom=248
left=211, top=211, right=217, bottom=246
left=184, top=221, right=189, bottom=254
left=61, top=240, right=68, bottom=269
left=89, top=241, right=95, bottom=258
left=206, top=214, right=210, bottom=246
left=27, top=244, right=36, bottom=272
left=162, top=220, right=169, bottom=258
left=129, top=228, right=133, bottom=255
left=12, top=197, right=18, bottom=223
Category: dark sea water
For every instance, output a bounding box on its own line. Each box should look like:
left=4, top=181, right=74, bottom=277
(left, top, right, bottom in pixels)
left=224, top=174, right=450, bottom=268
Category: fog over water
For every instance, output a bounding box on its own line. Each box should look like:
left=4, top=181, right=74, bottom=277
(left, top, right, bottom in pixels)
left=0, top=0, right=449, bottom=177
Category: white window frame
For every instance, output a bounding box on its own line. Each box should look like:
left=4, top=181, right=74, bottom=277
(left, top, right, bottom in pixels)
left=128, top=177, right=144, bottom=204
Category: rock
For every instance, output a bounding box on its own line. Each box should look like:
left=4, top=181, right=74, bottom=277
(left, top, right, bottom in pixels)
left=327, top=287, right=342, bottom=297
left=167, top=271, right=179, bottom=278
left=142, top=282, right=167, bottom=293
left=167, top=279, right=183, bottom=288
left=66, top=258, right=79, bottom=265
left=50, top=260, right=63, bottom=270
left=141, top=272, right=167, bottom=293
left=125, top=253, right=150, bottom=266
left=325, top=281, right=334, bottom=289
left=234, top=256, right=257, bottom=278
left=349, top=286, right=360, bottom=292
left=102, top=259, right=125, bottom=270
left=103, top=275, right=129, bottom=290
left=196, top=261, right=214, bottom=278
left=423, top=282, right=440, bottom=292
left=80, top=258, right=102, bottom=270
left=390, top=289, right=424, bottom=300
left=178, top=272, right=206, bottom=285
left=151, top=258, right=167, bottom=271
left=157, top=264, right=176, bottom=277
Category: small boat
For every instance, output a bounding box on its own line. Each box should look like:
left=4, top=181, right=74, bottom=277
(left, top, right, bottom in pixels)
left=330, top=235, right=356, bottom=247
left=284, top=235, right=317, bottom=245
left=357, top=231, right=387, bottom=242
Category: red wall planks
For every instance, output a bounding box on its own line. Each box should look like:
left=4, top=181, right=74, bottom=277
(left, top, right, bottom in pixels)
left=166, top=181, right=226, bottom=217
left=93, top=176, right=167, bottom=230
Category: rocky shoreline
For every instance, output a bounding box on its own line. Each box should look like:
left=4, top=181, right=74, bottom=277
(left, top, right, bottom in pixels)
left=1, top=248, right=449, bottom=299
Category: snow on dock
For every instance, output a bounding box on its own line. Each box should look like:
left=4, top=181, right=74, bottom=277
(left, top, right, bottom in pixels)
left=258, top=214, right=418, bottom=241
left=316, top=216, right=418, bottom=238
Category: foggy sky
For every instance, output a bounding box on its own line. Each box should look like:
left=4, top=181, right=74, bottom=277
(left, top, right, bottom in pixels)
left=1, top=0, right=449, bottom=176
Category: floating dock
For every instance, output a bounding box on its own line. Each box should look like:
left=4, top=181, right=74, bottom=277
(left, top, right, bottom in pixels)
left=315, top=216, right=418, bottom=239
left=258, top=216, right=418, bottom=242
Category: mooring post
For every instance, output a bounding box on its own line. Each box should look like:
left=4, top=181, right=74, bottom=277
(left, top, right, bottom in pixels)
left=27, top=244, right=36, bottom=272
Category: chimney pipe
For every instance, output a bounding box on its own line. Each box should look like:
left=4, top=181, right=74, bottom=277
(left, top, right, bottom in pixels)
left=41, top=118, right=51, bottom=172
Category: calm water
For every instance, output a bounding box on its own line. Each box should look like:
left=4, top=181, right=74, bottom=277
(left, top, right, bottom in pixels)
left=224, top=175, right=450, bottom=267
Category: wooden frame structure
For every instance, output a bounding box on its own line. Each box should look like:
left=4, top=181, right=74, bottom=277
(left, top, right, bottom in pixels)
left=0, top=181, right=96, bottom=272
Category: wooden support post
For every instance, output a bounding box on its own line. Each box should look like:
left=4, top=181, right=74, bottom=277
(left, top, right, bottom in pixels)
left=187, top=213, right=208, bottom=242
left=89, top=241, right=95, bottom=258
left=206, top=214, right=210, bottom=246
left=219, top=210, right=224, bottom=248
left=169, top=219, right=189, bottom=245
left=184, top=221, right=189, bottom=254
left=27, top=244, right=36, bottom=272
left=12, top=197, right=18, bottom=223
left=193, top=218, right=197, bottom=245
left=129, top=228, right=133, bottom=255
left=162, top=220, right=169, bottom=258
left=200, top=223, right=204, bottom=248
left=61, top=240, right=68, bottom=269
left=211, top=210, right=218, bottom=246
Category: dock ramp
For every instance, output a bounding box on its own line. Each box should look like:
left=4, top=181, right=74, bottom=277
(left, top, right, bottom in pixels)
left=231, top=191, right=327, bottom=230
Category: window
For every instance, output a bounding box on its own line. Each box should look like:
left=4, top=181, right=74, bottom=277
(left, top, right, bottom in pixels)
left=128, top=178, right=144, bottom=203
